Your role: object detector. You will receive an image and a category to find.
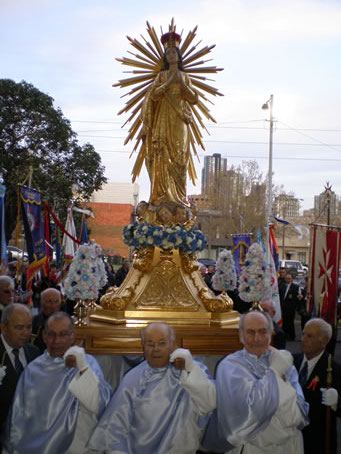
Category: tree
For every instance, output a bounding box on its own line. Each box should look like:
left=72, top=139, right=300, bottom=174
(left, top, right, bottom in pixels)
left=200, top=160, right=267, bottom=242
left=0, top=79, right=107, bottom=240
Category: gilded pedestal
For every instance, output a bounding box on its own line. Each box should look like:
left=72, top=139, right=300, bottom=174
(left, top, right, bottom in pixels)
left=91, top=247, right=238, bottom=327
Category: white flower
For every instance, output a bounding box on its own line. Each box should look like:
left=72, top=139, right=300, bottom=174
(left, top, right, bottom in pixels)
left=0, top=366, right=7, bottom=386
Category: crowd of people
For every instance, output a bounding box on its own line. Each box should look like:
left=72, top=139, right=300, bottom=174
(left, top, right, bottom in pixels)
left=0, top=258, right=340, bottom=453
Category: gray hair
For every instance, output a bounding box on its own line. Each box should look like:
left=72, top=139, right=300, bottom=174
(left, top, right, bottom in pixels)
left=239, top=310, right=273, bottom=338
left=260, top=299, right=275, bottom=311
left=41, top=288, right=61, bottom=302
left=305, top=318, right=332, bottom=343
left=140, top=322, right=176, bottom=343
left=44, top=312, right=74, bottom=332
left=1, top=303, right=31, bottom=324
left=0, top=275, right=14, bottom=290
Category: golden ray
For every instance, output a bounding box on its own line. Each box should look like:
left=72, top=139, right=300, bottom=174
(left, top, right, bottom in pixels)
left=114, top=19, right=223, bottom=166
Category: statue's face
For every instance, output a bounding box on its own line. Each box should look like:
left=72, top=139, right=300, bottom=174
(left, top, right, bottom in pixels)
left=165, top=47, right=178, bottom=65
left=158, top=207, right=173, bottom=224
left=176, top=207, right=187, bottom=223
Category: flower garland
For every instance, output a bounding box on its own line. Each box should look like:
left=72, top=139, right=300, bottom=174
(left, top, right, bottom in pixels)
left=64, top=243, right=108, bottom=301
left=123, top=222, right=206, bottom=253
left=212, top=249, right=237, bottom=292
left=238, top=243, right=267, bottom=302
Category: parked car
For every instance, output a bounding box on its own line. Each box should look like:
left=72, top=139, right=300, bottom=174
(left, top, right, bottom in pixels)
left=7, top=246, right=28, bottom=261
left=198, top=258, right=216, bottom=268
left=279, top=259, right=307, bottom=276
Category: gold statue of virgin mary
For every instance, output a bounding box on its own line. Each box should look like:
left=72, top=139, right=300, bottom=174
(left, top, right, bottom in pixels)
left=115, top=19, right=223, bottom=211
left=92, top=19, right=237, bottom=326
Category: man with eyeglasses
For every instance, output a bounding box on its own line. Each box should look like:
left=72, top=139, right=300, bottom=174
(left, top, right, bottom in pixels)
left=203, top=311, right=309, bottom=454
left=89, top=322, right=216, bottom=454
left=4, top=312, right=111, bottom=453
left=0, top=304, right=39, bottom=447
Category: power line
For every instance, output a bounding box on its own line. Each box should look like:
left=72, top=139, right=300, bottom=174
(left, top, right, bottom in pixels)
left=278, top=120, right=341, bottom=154
left=95, top=149, right=341, bottom=162
left=71, top=119, right=341, bottom=133
left=78, top=134, right=341, bottom=147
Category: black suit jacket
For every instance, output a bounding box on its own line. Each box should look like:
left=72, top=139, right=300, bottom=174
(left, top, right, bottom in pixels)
left=0, top=338, right=40, bottom=435
left=279, top=281, right=299, bottom=308
left=294, top=351, right=341, bottom=454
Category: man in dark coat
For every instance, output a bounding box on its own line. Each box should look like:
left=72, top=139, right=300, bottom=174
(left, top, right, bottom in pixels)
left=260, top=298, right=286, bottom=350
left=0, top=304, right=40, bottom=445
left=279, top=272, right=299, bottom=340
left=293, top=318, right=341, bottom=454
left=32, top=288, right=62, bottom=353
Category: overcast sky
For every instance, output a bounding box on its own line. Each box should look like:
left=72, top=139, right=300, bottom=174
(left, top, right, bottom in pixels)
left=1, top=0, right=341, bottom=212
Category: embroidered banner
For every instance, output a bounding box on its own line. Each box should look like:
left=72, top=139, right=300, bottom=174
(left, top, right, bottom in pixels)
left=309, top=226, right=341, bottom=326
left=232, top=234, right=251, bottom=275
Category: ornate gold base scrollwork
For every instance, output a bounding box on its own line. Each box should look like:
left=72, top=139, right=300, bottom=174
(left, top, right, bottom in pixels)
left=100, top=287, right=130, bottom=311
left=133, top=247, right=154, bottom=272
left=136, top=258, right=198, bottom=310
left=198, top=289, right=234, bottom=313
left=95, top=246, right=237, bottom=325
left=181, top=252, right=199, bottom=274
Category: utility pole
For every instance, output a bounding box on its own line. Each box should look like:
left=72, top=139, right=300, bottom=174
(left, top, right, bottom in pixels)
left=262, top=94, right=274, bottom=262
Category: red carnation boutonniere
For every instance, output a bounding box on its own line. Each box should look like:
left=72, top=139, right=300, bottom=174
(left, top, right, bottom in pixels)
left=307, top=376, right=320, bottom=391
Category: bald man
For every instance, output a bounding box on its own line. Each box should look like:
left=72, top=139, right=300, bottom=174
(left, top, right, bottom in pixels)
left=89, top=322, right=216, bottom=454
left=32, top=288, right=62, bottom=353
left=204, top=311, right=309, bottom=454
left=0, top=304, right=39, bottom=442
left=293, top=318, right=341, bottom=454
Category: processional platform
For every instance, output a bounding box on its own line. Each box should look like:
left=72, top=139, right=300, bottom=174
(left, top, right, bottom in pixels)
left=75, top=321, right=241, bottom=356
left=73, top=20, right=242, bottom=355
left=75, top=247, right=241, bottom=356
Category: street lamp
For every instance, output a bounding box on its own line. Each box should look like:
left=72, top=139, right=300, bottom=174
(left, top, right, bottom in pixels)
left=262, top=94, right=274, bottom=262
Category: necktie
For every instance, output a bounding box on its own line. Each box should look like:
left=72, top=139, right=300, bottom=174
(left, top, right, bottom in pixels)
left=299, top=360, right=308, bottom=386
left=12, top=348, right=24, bottom=376
left=284, top=284, right=290, bottom=299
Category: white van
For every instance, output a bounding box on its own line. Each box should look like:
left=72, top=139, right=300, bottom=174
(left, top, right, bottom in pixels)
left=279, top=260, right=308, bottom=276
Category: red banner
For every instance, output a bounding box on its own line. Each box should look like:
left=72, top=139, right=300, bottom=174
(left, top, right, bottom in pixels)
left=309, top=226, right=341, bottom=326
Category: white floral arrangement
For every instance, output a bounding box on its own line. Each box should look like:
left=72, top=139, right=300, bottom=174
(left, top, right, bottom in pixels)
left=212, top=249, right=237, bottom=292
left=123, top=222, right=206, bottom=253
left=238, top=243, right=267, bottom=302
left=0, top=365, right=7, bottom=386
left=64, top=243, right=108, bottom=300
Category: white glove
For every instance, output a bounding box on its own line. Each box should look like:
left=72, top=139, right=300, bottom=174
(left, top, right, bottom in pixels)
left=169, top=348, right=194, bottom=372
left=63, top=346, right=88, bottom=372
left=321, top=388, right=338, bottom=407
left=270, top=349, right=293, bottom=376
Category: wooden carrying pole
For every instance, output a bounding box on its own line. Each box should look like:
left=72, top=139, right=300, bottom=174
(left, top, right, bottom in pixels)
left=325, top=354, right=333, bottom=454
